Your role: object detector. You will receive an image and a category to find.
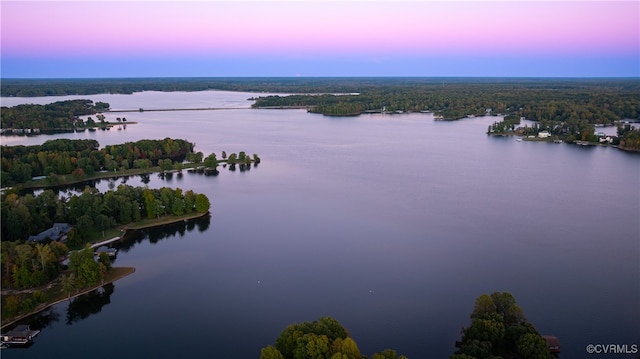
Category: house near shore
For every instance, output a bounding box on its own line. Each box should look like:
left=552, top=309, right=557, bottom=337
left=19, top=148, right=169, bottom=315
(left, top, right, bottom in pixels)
left=538, top=130, right=551, bottom=138
left=27, top=222, right=72, bottom=243
left=598, top=135, right=615, bottom=144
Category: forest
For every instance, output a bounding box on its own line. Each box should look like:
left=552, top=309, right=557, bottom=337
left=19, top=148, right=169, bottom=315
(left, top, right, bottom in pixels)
left=1, top=183, right=210, bottom=320
left=251, top=80, right=640, bottom=123
left=1, top=184, right=210, bottom=243
left=0, top=138, right=194, bottom=187
left=1, top=99, right=110, bottom=132
left=3, top=78, right=639, bottom=150
left=259, top=291, right=553, bottom=359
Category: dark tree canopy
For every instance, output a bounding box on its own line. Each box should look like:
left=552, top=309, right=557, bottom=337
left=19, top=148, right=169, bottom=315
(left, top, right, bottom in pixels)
left=262, top=317, right=407, bottom=359
left=452, top=292, right=552, bottom=359
left=1, top=99, right=109, bottom=131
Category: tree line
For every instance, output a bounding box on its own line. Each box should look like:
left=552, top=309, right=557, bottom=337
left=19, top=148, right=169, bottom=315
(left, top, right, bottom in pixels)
left=1, top=184, right=210, bottom=243
left=253, top=80, right=640, bottom=123
left=1, top=241, right=117, bottom=321
left=1, top=99, right=109, bottom=131
left=1, top=138, right=194, bottom=187
left=261, top=317, right=408, bottom=359
left=260, top=292, right=553, bottom=359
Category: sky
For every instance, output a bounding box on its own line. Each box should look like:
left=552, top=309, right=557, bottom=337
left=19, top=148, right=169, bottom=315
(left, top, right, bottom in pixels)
left=1, top=0, right=638, bottom=78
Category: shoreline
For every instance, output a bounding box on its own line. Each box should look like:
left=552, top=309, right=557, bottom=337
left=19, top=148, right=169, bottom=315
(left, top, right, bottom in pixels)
left=1, top=211, right=209, bottom=329
left=120, top=210, right=210, bottom=231
left=1, top=267, right=135, bottom=330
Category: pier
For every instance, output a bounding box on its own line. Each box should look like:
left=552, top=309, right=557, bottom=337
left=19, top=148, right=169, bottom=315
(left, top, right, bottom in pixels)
left=90, top=237, right=121, bottom=249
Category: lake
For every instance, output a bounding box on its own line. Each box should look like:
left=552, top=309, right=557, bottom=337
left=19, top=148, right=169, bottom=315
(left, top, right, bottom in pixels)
left=2, top=91, right=639, bottom=358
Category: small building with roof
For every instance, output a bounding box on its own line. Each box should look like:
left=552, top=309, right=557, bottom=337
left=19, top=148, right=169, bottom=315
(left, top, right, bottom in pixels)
left=27, top=223, right=72, bottom=243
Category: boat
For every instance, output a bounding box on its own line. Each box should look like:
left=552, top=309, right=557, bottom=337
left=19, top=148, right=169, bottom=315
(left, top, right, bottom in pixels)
left=1, top=325, right=40, bottom=346
left=95, top=246, right=118, bottom=257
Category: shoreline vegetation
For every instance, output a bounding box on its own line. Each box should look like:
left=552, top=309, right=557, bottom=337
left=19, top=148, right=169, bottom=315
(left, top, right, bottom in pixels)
left=0, top=210, right=210, bottom=329
left=1, top=267, right=135, bottom=329
left=1, top=136, right=235, bottom=329
left=2, top=78, right=639, bottom=152
left=13, top=160, right=244, bottom=191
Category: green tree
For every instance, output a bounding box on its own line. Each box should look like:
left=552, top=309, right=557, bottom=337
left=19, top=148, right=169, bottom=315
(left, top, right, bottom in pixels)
left=453, top=292, right=551, bottom=359
left=261, top=346, right=285, bottom=359
left=194, top=194, right=210, bottom=213
left=68, top=245, right=101, bottom=287
left=331, top=337, right=361, bottom=359
left=517, top=333, right=551, bottom=359
left=97, top=252, right=112, bottom=271
left=372, top=349, right=409, bottom=359
left=95, top=214, right=114, bottom=237
left=60, top=273, right=76, bottom=298
left=76, top=214, right=94, bottom=239
left=204, top=153, right=218, bottom=168
left=35, top=243, right=53, bottom=273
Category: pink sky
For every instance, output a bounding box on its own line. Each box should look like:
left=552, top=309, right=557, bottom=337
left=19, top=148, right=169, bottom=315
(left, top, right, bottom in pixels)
left=1, top=1, right=638, bottom=77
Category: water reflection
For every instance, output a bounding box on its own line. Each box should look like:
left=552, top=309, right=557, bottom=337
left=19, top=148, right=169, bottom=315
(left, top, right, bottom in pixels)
left=114, top=213, right=211, bottom=253
left=66, top=284, right=114, bottom=325
left=7, top=307, right=61, bottom=340
left=4, top=283, right=115, bottom=345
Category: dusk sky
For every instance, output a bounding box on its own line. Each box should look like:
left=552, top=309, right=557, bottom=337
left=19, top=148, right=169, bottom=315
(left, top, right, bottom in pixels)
left=1, top=0, right=638, bottom=78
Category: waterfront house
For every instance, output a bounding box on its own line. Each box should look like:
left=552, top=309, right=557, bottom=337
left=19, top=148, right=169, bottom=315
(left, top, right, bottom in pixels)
left=598, top=136, right=614, bottom=144
left=538, top=130, right=551, bottom=138
left=27, top=223, right=73, bottom=243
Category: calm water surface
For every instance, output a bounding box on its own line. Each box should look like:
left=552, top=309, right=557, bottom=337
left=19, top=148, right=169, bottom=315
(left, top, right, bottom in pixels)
left=2, top=91, right=639, bottom=358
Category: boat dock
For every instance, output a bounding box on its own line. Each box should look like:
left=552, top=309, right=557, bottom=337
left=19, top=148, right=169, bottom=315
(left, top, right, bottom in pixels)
left=1, top=325, right=40, bottom=346
left=90, top=237, right=121, bottom=249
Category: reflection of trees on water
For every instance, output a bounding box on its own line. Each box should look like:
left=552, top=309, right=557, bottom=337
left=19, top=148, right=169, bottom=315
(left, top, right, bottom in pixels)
left=66, top=283, right=114, bottom=325
left=12, top=307, right=61, bottom=336
left=140, top=174, right=150, bottom=184
left=114, top=213, right=211, bottom=253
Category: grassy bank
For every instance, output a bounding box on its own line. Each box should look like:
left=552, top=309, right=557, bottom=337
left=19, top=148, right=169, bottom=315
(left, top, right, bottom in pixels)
left=18, top=159, right=244, bottom=190
left=122, top=211, right=209, bottom=230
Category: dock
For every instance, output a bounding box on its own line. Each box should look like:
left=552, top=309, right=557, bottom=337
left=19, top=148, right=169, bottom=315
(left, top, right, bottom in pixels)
left=90, top=237, right=121, bottom=249
left=1, top=325, right=40, bottom=346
